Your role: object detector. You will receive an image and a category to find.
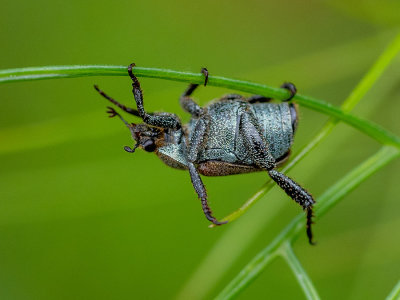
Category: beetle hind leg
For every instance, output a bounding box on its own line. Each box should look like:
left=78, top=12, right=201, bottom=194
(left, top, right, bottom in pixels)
left=267, top=169, right=315, bottom=244
left=281, top=82, right=297, bottom=101
left=239, top=109, right=315, bottom=244
left=306, top=207, right=315, bottom=245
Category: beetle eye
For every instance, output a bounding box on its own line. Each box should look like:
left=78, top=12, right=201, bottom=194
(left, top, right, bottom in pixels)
left=142, top=139, right=156, bottom=152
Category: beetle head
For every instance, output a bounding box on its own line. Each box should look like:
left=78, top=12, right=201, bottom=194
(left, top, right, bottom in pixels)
left=125, top=123, right=164, bottom=154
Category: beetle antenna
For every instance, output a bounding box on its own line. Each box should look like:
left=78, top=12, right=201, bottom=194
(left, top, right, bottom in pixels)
left=124, top=144, right=139, bottom=153
left=106, top=106, right=132, bottom=128
left=95, top=85, right=141, bottom=117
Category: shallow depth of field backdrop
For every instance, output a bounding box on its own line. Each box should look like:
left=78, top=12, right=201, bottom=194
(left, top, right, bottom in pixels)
left=1, top=0, right=400, bottom=299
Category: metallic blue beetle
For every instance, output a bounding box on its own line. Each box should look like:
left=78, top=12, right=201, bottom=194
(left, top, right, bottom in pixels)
left=95, top=64, right=315, bottom=244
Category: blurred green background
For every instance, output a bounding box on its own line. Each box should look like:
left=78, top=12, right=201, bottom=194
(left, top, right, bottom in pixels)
left=1, top=0, right=399, bottom=299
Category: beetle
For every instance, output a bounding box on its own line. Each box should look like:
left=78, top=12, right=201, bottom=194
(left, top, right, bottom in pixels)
left=94, top=63, right=315, bottom=244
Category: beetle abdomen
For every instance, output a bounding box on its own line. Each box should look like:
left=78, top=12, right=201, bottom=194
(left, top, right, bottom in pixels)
left=252, top=102, right=294, bottom=160
left=190, top=100, right=294, bottom=165
left=198, top=160, right=261, bottom=176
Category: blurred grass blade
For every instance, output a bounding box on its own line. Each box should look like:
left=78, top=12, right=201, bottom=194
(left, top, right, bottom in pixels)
left=386, top=280, right=400, bottom=300
left=314, top=146, right=399, bottom=217
left=342, top=32, right=400, bottom=111
left=0, top=65, right=399, bottom=147
left=215, top=145, right=399, bottom=300
left=281, top=243, right=320, bottom=300
left=214, top=242, right=281, bottom=300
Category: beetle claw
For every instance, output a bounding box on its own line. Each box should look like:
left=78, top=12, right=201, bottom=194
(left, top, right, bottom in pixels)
left=205, top=213, right=227, bottom=225
left=201, top=67, right=209, bottom=86
left=128, top=63, right=136, bottom=77
left=281, top=82, right=297, bottom=101
left=213, top=219, right=228, bottom=225
left=106, top=106, right=118, bottom=118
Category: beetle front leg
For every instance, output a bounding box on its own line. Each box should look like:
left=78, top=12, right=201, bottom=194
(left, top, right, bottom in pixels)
left=187, top=117, right=226, bottom=225
left=128, top=63, right=181, bottom=129
left=239, top=110, right=315, bottom=244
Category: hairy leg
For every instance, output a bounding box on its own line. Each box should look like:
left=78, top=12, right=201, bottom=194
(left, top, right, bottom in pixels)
left=239, top=109, right=315, bottom=244
left=128, top=63, right=181, bottom=129
left=179, top=68, right=208, bottom=117
left=187, top=116, right=226, bottom=225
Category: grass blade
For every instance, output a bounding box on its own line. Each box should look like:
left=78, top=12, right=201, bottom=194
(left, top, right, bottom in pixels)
left=281, top=243, right=320, bottom=300
left=386, top=280, right=400, bottom=300
left=0, top=65, right=399, bottom=147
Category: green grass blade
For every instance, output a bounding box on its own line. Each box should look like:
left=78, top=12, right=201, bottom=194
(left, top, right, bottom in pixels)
left=314, top=146, right=399, bottom=218
left=281, top=243, right=320, bottom=300
left=0, top=65, right=399, bottom=147
left=215, top=145, right=399, bottom=300
left=342, top=32, right=400, bottom=111
left=386, top=280, right=400, bottom=300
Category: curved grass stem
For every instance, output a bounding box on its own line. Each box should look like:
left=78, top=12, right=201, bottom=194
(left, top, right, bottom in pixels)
left=0, top=65, right=399, bottom=147
left=281, top=242, right=320, bottom=300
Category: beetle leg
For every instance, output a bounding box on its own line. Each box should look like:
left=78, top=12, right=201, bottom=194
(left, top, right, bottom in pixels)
left=267, top=169, right=315, bottom=244
left=187, top=116, right=227, bottom=225
left=239, top=111, right=276, bottom=169
left=94, top=85, right=141, bottom=117
left=281, top=82, right=297, bottom=101
left=247, top=95, right=272, bottom=103
left=247, top=82, right=296, bottom=103
left=128, top=63, right=181, bottom=129
left=239, top=110, right=315, bottom=244
left=182, top=67, right=209, bottom=96
left=219, top=94, right=246, bottom=102
left=180, top=68, right=208, bottom=117
left=188, top=163, right=226, bottom=225
left=180, top=97, right=204, bottom=118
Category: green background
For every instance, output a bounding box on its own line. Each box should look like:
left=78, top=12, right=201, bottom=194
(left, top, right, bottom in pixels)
left=1, top=0, right=399, bottom=299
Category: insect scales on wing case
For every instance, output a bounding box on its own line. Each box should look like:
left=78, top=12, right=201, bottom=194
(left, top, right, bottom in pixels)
left=94, top=63, right=316, bottom=244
